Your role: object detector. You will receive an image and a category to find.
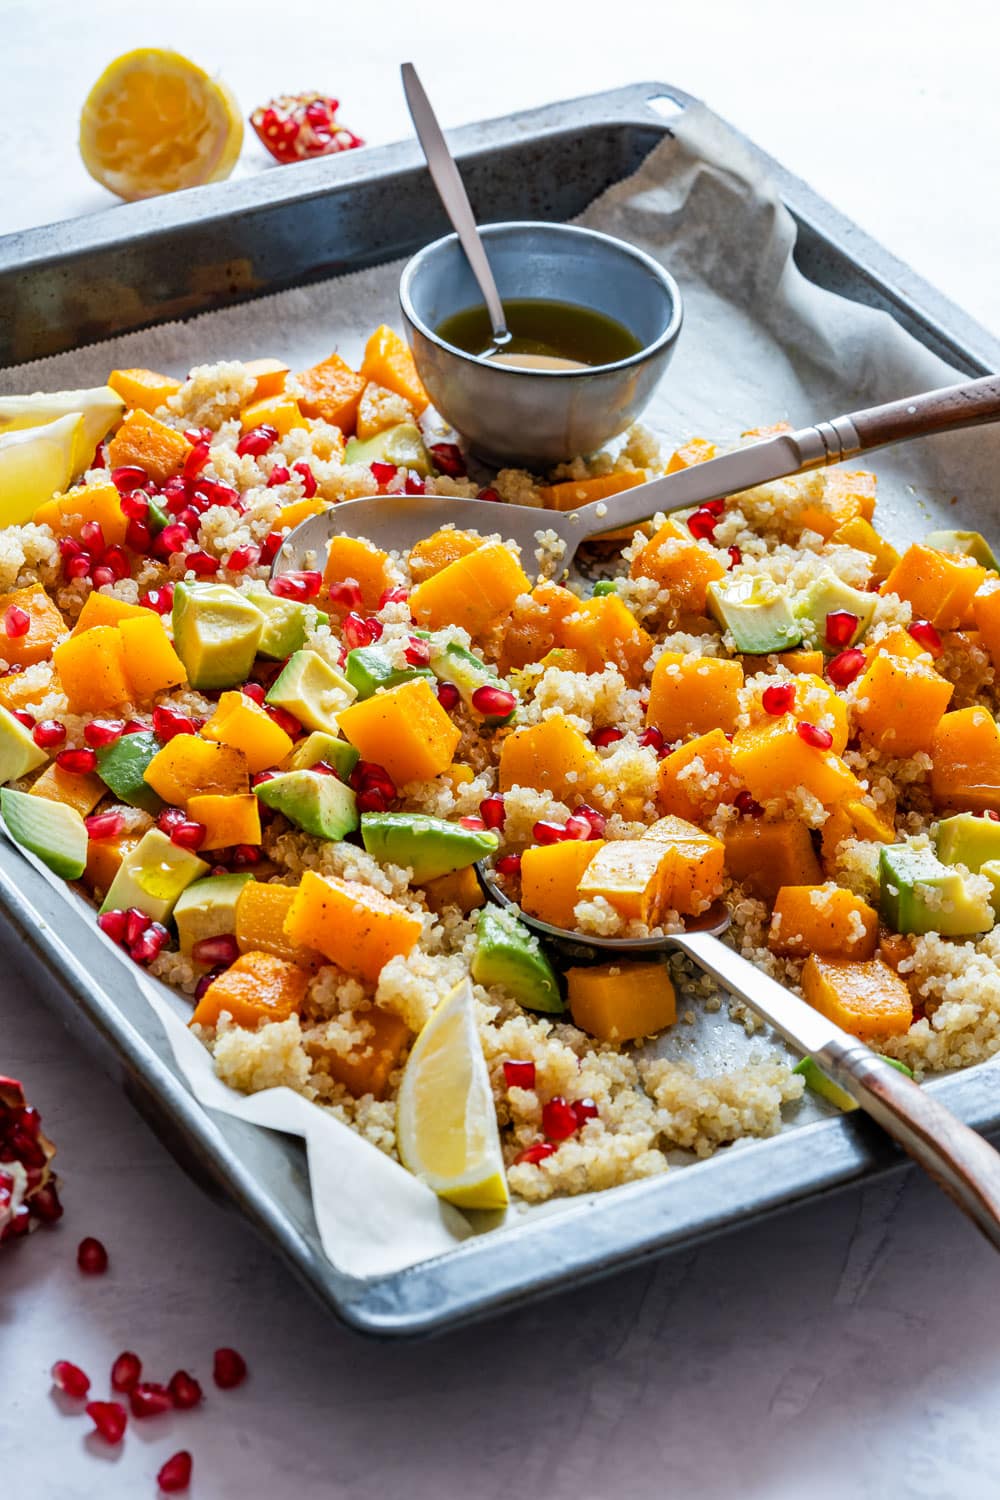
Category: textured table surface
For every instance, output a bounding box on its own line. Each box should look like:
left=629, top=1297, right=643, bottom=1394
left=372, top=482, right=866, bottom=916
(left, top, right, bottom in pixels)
left=3, top=2, right=1000, bottom=1496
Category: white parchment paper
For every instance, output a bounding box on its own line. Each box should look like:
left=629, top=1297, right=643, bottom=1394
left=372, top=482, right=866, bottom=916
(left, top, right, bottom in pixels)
left=3, top=103, right=997, bottom=1274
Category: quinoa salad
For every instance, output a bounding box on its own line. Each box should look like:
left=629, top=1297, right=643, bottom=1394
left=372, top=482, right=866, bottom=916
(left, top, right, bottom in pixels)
left=3, top=330, right=1000, bottom=1211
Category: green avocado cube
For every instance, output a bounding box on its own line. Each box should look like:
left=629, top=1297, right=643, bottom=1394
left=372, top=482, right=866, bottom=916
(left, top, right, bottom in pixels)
left=174, top=872, right=254, bottom=957
left=255, top=769, right=358, bottom=841
left=243, top=582, right=325, bottom=659
left=0, top=705, right=48, bottom=785
left=879, top=842, right=994, bottom=936
left=792, top=569, right=876, bottom=651
left=935, top=812, right=1000, bottom=873
left=95, top=730, right=164, bottom=815
left=266, top=650, right=357, bottom=734
left=344, top=646, right=433, bottom=700
left=471, top=907, right=563, bottom=1013
left=707, top=575, right=803, bottom=654
left=429, top=640, right=518, bottom=724
left=360, top=811, right=498, bottom=882
left=100, top=828, right=208, bottom=921
left=286, top=730, right=360, bottom=779
left=344, top=421, right=433, bottom=476
left=924, top=529, right=999, bottom=571
left=0, top=787, right=87, bottom=880
left=171, top=581, right=265, bottom=690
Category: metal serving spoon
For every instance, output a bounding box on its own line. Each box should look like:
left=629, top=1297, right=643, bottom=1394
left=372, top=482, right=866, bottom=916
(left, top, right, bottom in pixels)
left=475, top=869, right=1000, bottom=1251
left=401, top=62, right=510, bottom=356
left=274, top=372, right=1000, bottom=582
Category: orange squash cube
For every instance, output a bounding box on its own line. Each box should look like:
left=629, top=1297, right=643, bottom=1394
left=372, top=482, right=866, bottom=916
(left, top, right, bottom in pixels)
left=854, top=653, right=953, bottom=756
left=520, top=839, right=605, bottom=929
left=323, top=535, right=393, bottom=611
left=277, top=496, right=326, bottom=531
left=84, top=828, right=144, bottom=897
left=821, top=798, right=896, bottom=868
left=296, top=353, right=367, bottom=433
left=666, top=437, right=717, bottom=473
left=144, top=735, right=250, bottom=805
left=731, top=716, right=860, bottom=808
left=768, top=884, right=878, bottom=959
left=801, top=954, right=913, bottom=1039
left=360, top=325, right=429, bottom=414
left=0, top=661, right=55, bottom=715
left=555, top=594, right=653, bottom=685
left=242, top=358, right=289, bottom=401
left=306, top=1006, right=411, bottom=1100
left=930, top=706, right=1000, bottom=813
left=34, top=481, right=129, bottom=549
left=567, top=960, right=677, bottom=1043
left=799, top=469, right=877, bottom=539
left=829, top=516, right=900, bottom=584
left=747, top=672, right=849, bottom=754
left=656, top=728, right=739, bottom=824
left=71, top=591, right=148, bottom=635
left=30, top=761, right=104, bottom=818
left=239, top=393, right=306, bottom=436
left=498, top=714, right=600, bottom=804
left=864, top=626, right=927, bottom=664
left=190, top=950, right=311, bottom=1030
left=186, top=793, right=261, bottom=850
left=0, top=584, right=66, bottom=667
left=724, top=819, right=822, bottom=901
left=643, top=815, right=725, bottom=914
left=408, top=528, right=483, bottom=583
left=629, top=525, right=726, bottom=615
left=882, top=543, right=987, bottom=630
left=409, top=541, right=531, bottom=637
left=647, top=652, right=743, bottom=740
left=284, top=870, right=422, bottom=982
left=577, top=839, right=674, bottom=924
left=337, top=677, right=460, bottom=786
left=773, top=649, right=826, bottom=675
left=497, top=581, right=581, bottom=674
left=972, top=579, right=1000, bottom=670
left=118, top=614, right=187, bottom=701
left=537, top=469, right=647, bottom=513
left=202, top=691, right=295, bottom=774
left=107, top=367, right=182, bottom=412
left=106, top=409, right=192, bottom=485
left=53, top=626, right=131, bottom=712
left=234, top=881, right=321, bottom=968
left=420, top=865, right=486, bottom=916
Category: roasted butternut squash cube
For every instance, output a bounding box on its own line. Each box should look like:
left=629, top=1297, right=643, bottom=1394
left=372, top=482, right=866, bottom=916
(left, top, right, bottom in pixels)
left=106, top=409, right=192, bottom=485
left=555, top=594, right=653, bottom=685
left=567, top=960, right=677, bottom=1042
left=643, top=815, right=725, bottom=915
left=821, top=798, right=896, bottom=869
left=107, top=367, right=182, bottom=412
left=323, top=535, right=393, bottom=611
left=520, top=839, right=605, bottom=929
left=854, top=653, right=953, bottom=756
left=30, top=762, right=104, bottom=818
left=829, top=516, right=900, bottom=584
left=360, top=325, right=429, bottom=414
left=242, top=358, right=289, bottom=401
left=234, top=881, right=321, bottom=968
left=666, top=437, right=717, bottom=473
left=772, top=648, right=825, bottom=676
left=144, top=735, right=250, bottom=805
left=284, top=870, right=422, bottom=982
left=647, top=652, right=743, bottom=740
left=882, top=543, right=987, bottom=630
left=34, top=480, right=129, bottom=549
left=768, top=884, right=878, bottom=959
left=972, top=579, right=1000, bottom=671
left=799, top=469, right=877, bottom=539
left=84, top=828, right=144, bottom=897
left=186, top=793, right=261, bottom=850
left=724, top=819, right=822, bottom=900
left=0, top=584, right=66, bottom=667
left=656, top=728, right=739, bottom=825
left=577, top=840, right=674, bottom=924
left=240, top=393, right=306, bottom=436
left=420, top=865, right=486, bottom=916
left=747, top=672, right=849, bottom=754
left=629, top=525, right=726, bottom=614
left=296, top=352, right=367, bottom=433
left=306, top=1006, right=411, bottom=1100
left=190, top=950, right=311, bottom=1030
left=53, top=626, right=131, bottom=712
left=863, top=626, right=927, bottom=664
left=498, top=714, right=600, bottom=804
left=118, top=614, right=187, bottom=701
left=498, top=581, right=581, bottom=673
left=202, top=691, right=295, bottom=774
left=277, top=496, right=326, bottom=530
left=408, top=528, right=482, bottom=584
left=731, top=716, right=860, bottom=808
left=801, top=954, right=913, bottom=1039
left=337, top=677, right=460, bottom=786
left=71, top=591, right=148, bottom=635
left=537, top=470, right=647, bottom=513
left=929, top=707, right=1000, bottom=813
left=409, top=541, right=531, bottom=637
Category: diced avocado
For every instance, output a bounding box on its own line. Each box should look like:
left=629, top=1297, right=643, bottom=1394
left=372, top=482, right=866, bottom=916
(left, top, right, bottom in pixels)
left=792, top=569, right=876, bottom=651
left=266, top=650, right=356, bottom=734
left=980, top=859, right=1000, bottom=916
left=360, top=811, right=498, bottom=883
left=429, top=640, right=518, bottom=724
left=934, top=811, right=1000, bottom=873
left=286, top=730, right=359, bottom=779
left=924, top=529, right=999, bottom=571
left=471, top=907, right=563, bottom=1014
left=0, top=705, right=48, bottom=785
left=100, top=828, right=208, bottom=920
left=0, top=787, right=87, bottom=880
left=95, top=730, right=163, bottom=815
left=879, top=842, right=994, bottom=936
left=172, top=581, right=265, bottom=690
left=243, top=582, right=324, bottom=659
left=174, top=872, right=254, bottom=957
left=344, top=646, right=433, bottom=700
left=794, top=1053, right=913, bottom=1112
left=592, top=580, right=619, bottom=597
left=707, top=575, right=803, bottom=654
left=344, top=421, right=432, bottom=476
left=255, top=769, right=358, bottom=840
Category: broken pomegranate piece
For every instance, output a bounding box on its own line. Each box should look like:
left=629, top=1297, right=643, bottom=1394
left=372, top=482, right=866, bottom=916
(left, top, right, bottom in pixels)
left=0, top=1076, right=59, bottom=1243
left=250, top=92, right=364, bottom=164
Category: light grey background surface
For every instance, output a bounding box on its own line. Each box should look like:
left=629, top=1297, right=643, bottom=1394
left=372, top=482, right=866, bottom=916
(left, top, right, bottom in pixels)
left=3, top=1, right=1000, bottom=1496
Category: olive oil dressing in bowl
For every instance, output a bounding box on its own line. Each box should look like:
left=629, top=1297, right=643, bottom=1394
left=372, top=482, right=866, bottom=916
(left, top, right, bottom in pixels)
left=435, top=297, right=644, bottom=372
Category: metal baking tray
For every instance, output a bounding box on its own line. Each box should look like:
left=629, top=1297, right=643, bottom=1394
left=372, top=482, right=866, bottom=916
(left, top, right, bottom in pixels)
left=3, top=82, right=1000, bottom=1338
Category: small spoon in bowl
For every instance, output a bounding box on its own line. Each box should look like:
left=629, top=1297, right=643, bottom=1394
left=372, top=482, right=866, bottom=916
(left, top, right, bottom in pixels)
left=473, top=861, right=1000, bottom=1250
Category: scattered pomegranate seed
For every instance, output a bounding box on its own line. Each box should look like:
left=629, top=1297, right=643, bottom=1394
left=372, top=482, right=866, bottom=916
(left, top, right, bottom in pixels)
left=503, top=1059, right=536, bottom=1090
left=513, top=1142, right=557, bottom=1166
left=156, top=807, right=188, bottom=836
left=573, top=804, right=607, bottom=838
left=130, top=1380, right=173, bottom=1418
left=436, top=681, right=461, bottom=711
left=326, top=579, right=364, bottom=610
left=734, top=789, right=763, bottom=817
left=589, top=725, right=625, bottom=747
left=186, top=550, right=220, bottom=577
left=162, top=476, right=189, bottom=513
left=542, top=1096, right=580, bottom=1141
left=533, top=821, right=568, bottom=845
left=182, top=441, right=211, bottom=481
left=103, top=545, right=131, bottom=582
left=77, top=1236, right=108, bottom=1274
left=58, top=536, right=83, bottom=559
left=479, top=794, right=506, bottom=830
left=761, top=682, right=796, bottom=715
left=563, top=813, right=592, bottom=841
left=471, top=684, right=516, bottom=717
left=266, top=704, right=301, bottom=737
left=86, top=1400, right=127, bottom=1445
left=825, top=609, right=859, bottom=648
left=64, top=551, right=93, bottom=579
left=292, top=461, right=318, bottom=497
left=404, top=635, right=432, bottom=667
left=97, top=910, right=128, bottom=944
left=125, top=517, right=153, bottom=552
left=728, top=545, right=743, bottom=570
left=342, top=612, right=373, bottom=650
left=32, top=719, right=66, bottom=749
left=236, top=425, right=279, bottom=457
left=638, top=726, right=664, bottom=752
left=80, top=520, right=106, bottom=552
left=129, top=923, right=169, bottom=966
left=110, top=1351, right=142, bottom=1393
left=91, top=565, right=116, bottom=589
left=120, top=491, right=149, bottom=521
left=496, top=853, right=522, bottom=878
left=227, top=544, right=260, bottom=572
left=158, top=1450, right=194, bottom=1493
left=379, top=586, right=410, bottom=608
left=141, top=585, right=174, bottom=615
left=478, top=487, right=500, bottom=502
left=827, top=647, right=866, bottom=687
left=213, top=1346, right=248, bottom=1389
left=194, top=966, right=225, bottom=1001
left=191, top=934, right=240, bottom=969
left=12, top=709, right=35, bottom=729
left=111, top=464, right=148, bottom=492
left=84, top=718, right=125, bottom=748
left=572, top=1097, right=599, bottom=1126
left=428, top=442, right=466, bottom=478
left=260, top=531, right=285, bottom=565
left=460, top=815, right=486, bottom=831
left=357, top=788, right=390, bottom=813
left=252, top=770, right=276, bottom=787
left=370, top=461, right=397, bottom=487
left=125, top=907, right=152, bottom=945
left=267, top=465, right=291, bottom=488
left=56, top=747, right=97, bottom=774
left=686, top=508, right=718, bottom=541
left=85, top=811, right=125, bottom=841
left=153, top=705, right=196, bottom=740
left=184, top=426, right=213, bottom=446
left=3, top=605, right=29, bottom=638
left=271, top=569, right=323, bottom=601
left=796, top=721, right=833, bottom=750
left=908, top=619, right=943, bottom=657
left=241, top=684, right=266, bottom=707
left=404, top=475, right=425, bottom=495
left=230, top=844, right=263, bottom=869
left=170, top=819, right=207, bottom=852
left=155, top=522, right=192, bottom=556
left=51, top=1360, right=91, bottom=1399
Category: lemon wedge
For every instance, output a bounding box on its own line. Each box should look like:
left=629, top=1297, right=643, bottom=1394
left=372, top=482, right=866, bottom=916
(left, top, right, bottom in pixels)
left=80, top=48, right=243, bottom=202
left=397, top=978, right=509, bottom=1211
left=0, top=387, right=124, bottom=473
left=0, top=413, right=84, bottom=527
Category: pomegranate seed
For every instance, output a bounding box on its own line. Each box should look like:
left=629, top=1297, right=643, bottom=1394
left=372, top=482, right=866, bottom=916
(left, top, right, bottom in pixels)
left=111, top=464, right=148, bottom=492
left=471, top=684, right=517, bottom=717
left=271, top=569, right=322, bottom=601
left=194, top=966, right=225, bottom=1001
left=404, top=635, right=431, bottom=667
left=589, top=726, right=625, bottom=747
left=174, top=506, right=202, bottom=533
left=119, top=491, right=149, bottom=521
left=436, top=681, right=461, bottom=711
left=503, top=1058, right=536, bottom=1089
left=563, top=813, right=592, bottom=840
left=266, top=704, right=301, bottom=736
left=98, top=909, right=128, bottom=944
left=3, top=605, right=29, bottom=638
left=80, top=520, right=106, bottom=551
left=827, top=647, right=866, bottom=687
left=230, top=844, right=263, bottom=868
left=85, top=811, right=125, bottom=840
left=236, top=425, right=279, bottom=457
left=796, top=721, right=833, bottom=750
left=158, top=1451, right=193, bottom=1493
left=65, top=551, right=93, bottom=579
left=349, top=761, right=397, bottom=796
left=126, top=907, right=152, bottom=944
left=909, top=619, right=943, bottom=657
left=125, top=517, right=152, bottom=552
left=379, top=586, right=410, bottom=608
left=370, top=461, right=397, bottom=486
left=183, top=440, right=211, bottom=480
left=460, top=815, right=486, bottom=832
left=574, top=804, right=607, bottom=838
left=479, top=794, right=506, bottom=830
left=242, top=682, right=267, bottom=705
left=162, top=476, right=189, bottom=512
left=141, top=584, right=174, bottom=615
left=267, top=465, right=291, bottom=488
left=130, top=1380, right=173, bottom=1418
left=514, top=1142, right=557, bottom=1166
left=153, top=705, right=196, bottom=740
left=365, top=617, right=383, bottom=641
left=52, top=1360, right=90, bottom=1399
left=478, top=487, right=500, bottom=502
left=111, top=1351, right=142, bottom=1392
left=186, top=550, right=220, bottom=577
left=252, top=770, right=276, bottom=787
left=30, top=1181, right=63, bottom=1222
left=638, top=726, right=664, bottom=752
left=572, top=1097, right=599, bottom=1126
left=428, top=442, right=467, bottom=478
left=213, top=1346, right=248, bottom=1389
left=191, top=934, right=240, bottom=968
left=184, top=426, right=213, bottom=446
left=58, top=536, right=83, bottom=558
left=357, top=788, right=390, bottom=813
left=171, top=819, right=206, bottom=851
left=56, top=747, right=97, bottom=774
left=156, top=806, right=187, bottom=835
left=533, top=820, right=568, bottom=845
left=728, top=545, right=742, bottom=569
left=91, top=565, right=115, bottom=588
left=86, top=1400, right=127, bottom=1445
left=102, top=546, right=131, bottom=583
left=156, top=522, right=192, bottom=556
left=735, top=789, right=763, bottom=817
left=84, top=718, right=125, bottom=748
left=32, top=719, right=66, bottom=748
left=825, top=609, right=859, bottom=648
left=292, top=460, right=318, bottom=497
left=686, top=508, right=718, bottom=541
left=12, top=709, right=35, bottom=728
left=342, top=612, right=373, bottom=649
left=77, top=1236, right=108, bottom=1274
left=326, top=579, right=364, bottom=610
left=496, top=853, right=522, bottom=878
left=542, top=1096, right=579, bottom=1141
left=260, top=531, right=284, bottom=565
left=227, top=544, right=260, bottom=572
left=404, top=475, right=425, bottom=495
left=761, top=682, right=795, bottom=716
left=131, top=922, right=170, bottom=965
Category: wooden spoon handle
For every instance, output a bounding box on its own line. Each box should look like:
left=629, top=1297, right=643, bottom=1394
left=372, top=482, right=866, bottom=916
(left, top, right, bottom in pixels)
left=845, top=373, right=1000, bottom=452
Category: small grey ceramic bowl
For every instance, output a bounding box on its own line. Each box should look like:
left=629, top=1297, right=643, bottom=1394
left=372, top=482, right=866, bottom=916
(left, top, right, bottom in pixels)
left=399, top=221, right=682, bottom=469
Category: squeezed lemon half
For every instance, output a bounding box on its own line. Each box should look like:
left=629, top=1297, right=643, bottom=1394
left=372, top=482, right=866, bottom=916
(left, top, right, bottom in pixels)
left=0, top=414, right=83, bottom=527
left=0, top=386, right=124, bottom=474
